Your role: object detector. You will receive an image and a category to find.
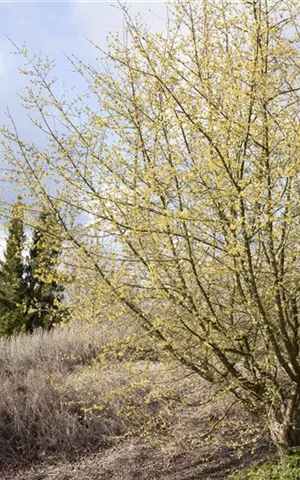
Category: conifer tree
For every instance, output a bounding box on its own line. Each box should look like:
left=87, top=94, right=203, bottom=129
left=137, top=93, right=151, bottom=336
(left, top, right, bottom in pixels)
left=0, top=198, right=27, bottom=336
left=25, top=211, right=68, bottom=331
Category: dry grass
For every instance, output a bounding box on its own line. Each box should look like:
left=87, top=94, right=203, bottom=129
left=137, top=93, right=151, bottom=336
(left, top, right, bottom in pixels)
left=0, top=324, right=185, bottom=469
left=0, top=324, right=139, bottom=468
left=0, top=325, right=273, bottom=478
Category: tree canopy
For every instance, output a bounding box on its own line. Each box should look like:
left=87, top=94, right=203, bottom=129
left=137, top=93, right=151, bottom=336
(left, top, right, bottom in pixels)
left=0, top=198, right=27, bottom=335
left=0, top=202, right=67, bottom=335
left=2, top=0, right=300, bottom=456
left=25, top=211, right=68, bottom=331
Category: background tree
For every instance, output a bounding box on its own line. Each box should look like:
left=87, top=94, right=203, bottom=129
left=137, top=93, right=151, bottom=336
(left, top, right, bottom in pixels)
left=0, top=198, right=27, bottom=336
left=3, top=0, right=300, bottom=457
left=25, top=211, right=68, bottom=331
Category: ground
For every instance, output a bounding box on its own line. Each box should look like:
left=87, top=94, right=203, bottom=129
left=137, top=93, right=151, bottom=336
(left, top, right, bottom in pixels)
left=0, top=326, right=275, bottom=480
left=2, top=434, right=273, bottom=480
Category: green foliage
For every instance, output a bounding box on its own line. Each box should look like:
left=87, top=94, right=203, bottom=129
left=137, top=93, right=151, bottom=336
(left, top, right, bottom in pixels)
left=0, top=203, right=68, bottom=336
left=230, top=449, right=300, bottom=480
left=0, top=198, right=27, bottom=336
left=25, top=211, right=68, bottom=331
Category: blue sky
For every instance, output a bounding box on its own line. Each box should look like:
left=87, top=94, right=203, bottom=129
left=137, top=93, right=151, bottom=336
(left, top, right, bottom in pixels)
left=0, top=1, right=166, bottom=248
left=0, top=1, right=166, bottom=134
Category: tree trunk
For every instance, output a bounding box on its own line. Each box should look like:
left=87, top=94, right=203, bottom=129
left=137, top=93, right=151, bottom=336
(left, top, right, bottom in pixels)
left=269, top=410, right=300, bottom=458
left=269, top=419, right=292, bottom=458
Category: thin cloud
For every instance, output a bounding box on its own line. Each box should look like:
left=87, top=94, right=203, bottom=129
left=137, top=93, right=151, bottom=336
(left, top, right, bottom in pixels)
left=70, top=1, right=167, bottom=46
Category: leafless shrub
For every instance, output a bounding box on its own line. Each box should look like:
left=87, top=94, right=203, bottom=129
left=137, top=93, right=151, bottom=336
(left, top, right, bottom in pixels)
left=0, top=325, right=169, bottom=470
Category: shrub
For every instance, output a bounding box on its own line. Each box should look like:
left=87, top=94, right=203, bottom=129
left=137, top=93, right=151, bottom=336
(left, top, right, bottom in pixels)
left=0, top=326, right=118, bottom=468
left=0, top=324, right=173, bottom=469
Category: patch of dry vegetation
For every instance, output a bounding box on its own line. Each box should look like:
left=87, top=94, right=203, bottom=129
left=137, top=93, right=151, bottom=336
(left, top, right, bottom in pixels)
left=0, top=323, right=171, bottom=468
left=0, top=324, right=125, bottom=468
left=0, top=325, right=274, bottom=478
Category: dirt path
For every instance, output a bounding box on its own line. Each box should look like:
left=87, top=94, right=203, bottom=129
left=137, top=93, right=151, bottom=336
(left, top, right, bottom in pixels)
left=1, top=436, right=274, bottom=480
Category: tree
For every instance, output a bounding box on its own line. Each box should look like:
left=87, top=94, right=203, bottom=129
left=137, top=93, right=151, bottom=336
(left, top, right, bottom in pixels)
left=0, top=203, right=68, bottom=335
left=0, top=198, right=27, bottom=336
left=3, top=0, right=300, bottom=456
left=25, top=211, right=68, bottom=331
